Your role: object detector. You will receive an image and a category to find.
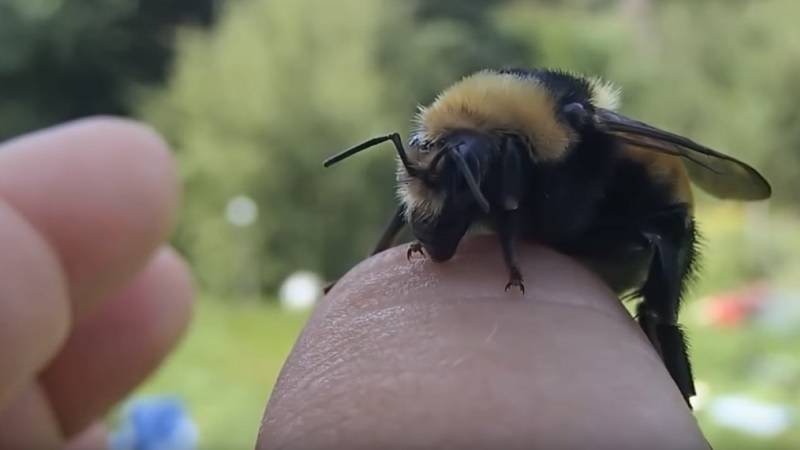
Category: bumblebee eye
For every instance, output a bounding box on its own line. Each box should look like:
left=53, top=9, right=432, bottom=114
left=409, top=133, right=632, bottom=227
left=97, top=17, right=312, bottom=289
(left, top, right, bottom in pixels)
left=562, top=102, right=590, bottom=129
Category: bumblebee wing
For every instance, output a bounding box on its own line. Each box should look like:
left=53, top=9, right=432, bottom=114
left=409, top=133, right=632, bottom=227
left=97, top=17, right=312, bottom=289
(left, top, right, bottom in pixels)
left=594, top=108, right=771, bottom=200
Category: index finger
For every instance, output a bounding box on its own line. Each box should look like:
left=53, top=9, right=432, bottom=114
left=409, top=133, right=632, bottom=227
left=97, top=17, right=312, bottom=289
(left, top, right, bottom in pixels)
left=259, top=236, right=708, bottom=449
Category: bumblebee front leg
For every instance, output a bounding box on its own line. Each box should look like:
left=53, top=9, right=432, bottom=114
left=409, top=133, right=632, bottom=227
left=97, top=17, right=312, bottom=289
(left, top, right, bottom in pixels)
left=371, top=205, right=406, bottom=256
left=636, top=209, right=698, bottom=407
left=496, top=210, right=524, bottom=293
left=406, top=241, right=425, bottom=260
left=497, top=136, right=525, bottom=293
left=325, top=205, right=407, bottom=294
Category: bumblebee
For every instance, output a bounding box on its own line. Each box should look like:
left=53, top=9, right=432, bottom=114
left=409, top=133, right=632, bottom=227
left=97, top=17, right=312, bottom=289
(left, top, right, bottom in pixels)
left=324, top=68, right=771, bottom=407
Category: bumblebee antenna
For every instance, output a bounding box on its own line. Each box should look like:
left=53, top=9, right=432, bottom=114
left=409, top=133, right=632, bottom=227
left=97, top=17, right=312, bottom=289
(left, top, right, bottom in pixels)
left=323, top=133, right=420, bottom=176
left=448, top=151, right=490, bottom=213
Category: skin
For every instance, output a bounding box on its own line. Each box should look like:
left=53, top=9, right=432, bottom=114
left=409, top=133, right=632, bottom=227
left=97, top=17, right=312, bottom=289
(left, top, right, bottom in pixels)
left=259, top=237, right=709, bottom=450
left=0, top=118, right=193, bottom=448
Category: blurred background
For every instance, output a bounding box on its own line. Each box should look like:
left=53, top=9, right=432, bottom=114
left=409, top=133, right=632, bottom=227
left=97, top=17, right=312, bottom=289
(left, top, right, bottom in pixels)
left=2, top=0, right=799, bottom=448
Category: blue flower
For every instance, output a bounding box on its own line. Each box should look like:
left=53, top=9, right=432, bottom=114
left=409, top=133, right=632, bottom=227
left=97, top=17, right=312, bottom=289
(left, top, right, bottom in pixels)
left=110, top=396, right=198, bottom=450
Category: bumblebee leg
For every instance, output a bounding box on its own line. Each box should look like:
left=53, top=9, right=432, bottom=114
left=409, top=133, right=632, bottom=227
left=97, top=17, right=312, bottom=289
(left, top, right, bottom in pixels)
left=636, top=302, right=696, bottom=408
left=325, top=205, right=407, bottom=294
left=371, top=205, right=406, bottom=255
left=504, top=267, right=524, bottom=293
left=495, top=136, right=525, bottom=293
left=406, top=241, right=425, bottom=260
left=496, top=210, right=524, bottom=293
left=501, top=137, right=524, bottom=211
left=636, top=210, right=698, bottom=407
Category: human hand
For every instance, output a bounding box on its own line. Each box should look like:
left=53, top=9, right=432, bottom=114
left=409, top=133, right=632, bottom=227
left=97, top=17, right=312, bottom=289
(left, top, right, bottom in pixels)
left=0, top=118, right=193, bottom=448
left=259, top=237, right=708, bottom=449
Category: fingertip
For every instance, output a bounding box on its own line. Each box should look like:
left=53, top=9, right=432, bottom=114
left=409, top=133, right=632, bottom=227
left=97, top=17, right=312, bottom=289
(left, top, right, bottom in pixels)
left=262, top=236, right=706, bottom=449
left=59, top=116, right=181, bottom=244
left=144, top=246, right=196, bottom=343
left=0, top=116, right=182, bottom=317
left=332, top=235, right=621, bottom=313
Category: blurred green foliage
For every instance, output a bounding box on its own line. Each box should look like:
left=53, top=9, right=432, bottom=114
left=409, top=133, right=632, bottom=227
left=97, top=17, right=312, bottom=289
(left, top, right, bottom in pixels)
left=3, top=0, right=798, bottom=296
left=3, top=1, right=800, bottom=447
left=0, top=0, right=216, bottom=137
left=141, top=0, right=534, bottom=294
left=142, top=0, right=396, bottom=294
left=140, top=0, right=800, bottom=297
left=687, top=208, right=800, bottom=449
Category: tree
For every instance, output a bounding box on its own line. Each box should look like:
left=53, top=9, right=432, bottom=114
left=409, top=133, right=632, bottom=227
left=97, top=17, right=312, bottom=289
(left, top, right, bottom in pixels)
left=0, top=0, right=217, bottom=139
left=143, top=0, right=400, bottom=296
left=376, top=0, right=531, bottom=118
left=146, top=0, right=800, bottom=298
left=144, top=0, right=538, bottom=298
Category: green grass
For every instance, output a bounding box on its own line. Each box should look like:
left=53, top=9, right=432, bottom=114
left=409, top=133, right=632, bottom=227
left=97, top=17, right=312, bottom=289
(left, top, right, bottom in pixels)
left=689, top=321, right=800, bottom=449
left=132, top=299, right=309, bottom=449
left=684, top=207, right=800, bottom=449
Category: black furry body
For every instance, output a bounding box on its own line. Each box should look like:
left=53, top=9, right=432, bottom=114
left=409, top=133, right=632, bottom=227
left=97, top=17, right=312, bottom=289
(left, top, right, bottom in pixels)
left=375, top=126, right=700, bottom=405
left=325, top=67, right=770, bottom=409
left=479, top=126, right=700, bottom=403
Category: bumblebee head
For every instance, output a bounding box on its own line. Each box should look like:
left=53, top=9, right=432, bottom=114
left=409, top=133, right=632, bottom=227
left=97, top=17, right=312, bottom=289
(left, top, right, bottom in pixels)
left=323, top=68, right=622, bottom=261
left=397, top=68, right=621, bottom=259
left=401, top=129, right=497, bottom=260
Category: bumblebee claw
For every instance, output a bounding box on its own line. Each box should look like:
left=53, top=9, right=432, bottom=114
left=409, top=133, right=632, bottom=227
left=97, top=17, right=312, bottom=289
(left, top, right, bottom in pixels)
left=323, top=280, right=337, bottom=294
left=407, top=242, right=425, bottom=261
left=504, top=270, right=525, bottom=294
left=504, top=281, right=525, bottom=294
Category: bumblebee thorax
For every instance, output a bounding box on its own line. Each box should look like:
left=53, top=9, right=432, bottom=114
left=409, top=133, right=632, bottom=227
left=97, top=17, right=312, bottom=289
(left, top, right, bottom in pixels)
left=413, top=70, right=574, bottom=161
